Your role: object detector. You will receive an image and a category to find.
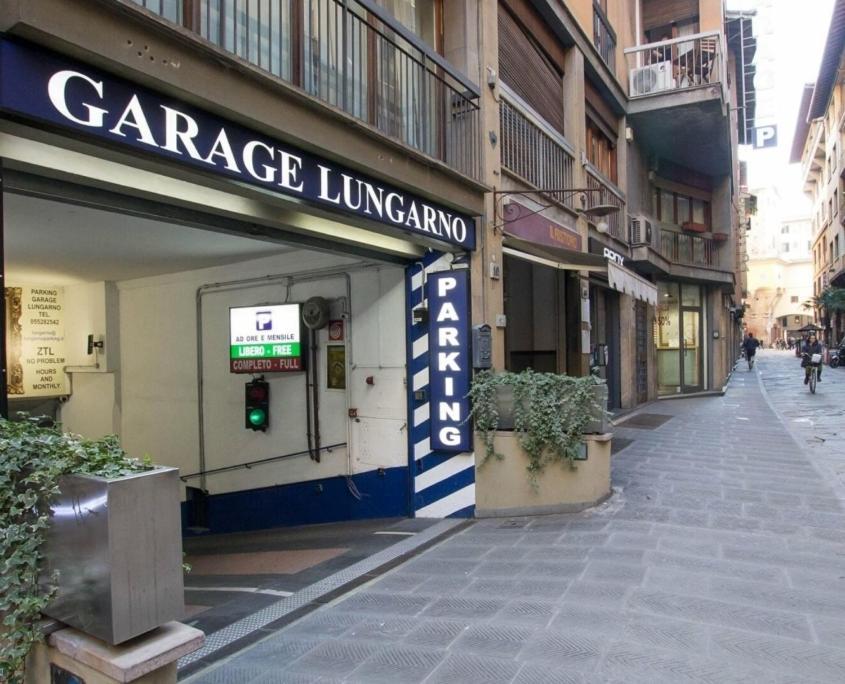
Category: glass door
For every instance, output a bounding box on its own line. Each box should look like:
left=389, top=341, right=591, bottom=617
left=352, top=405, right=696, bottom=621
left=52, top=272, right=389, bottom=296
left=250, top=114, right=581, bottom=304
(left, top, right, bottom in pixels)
left=681, top=308, right=701, bottom=390
left=679, top=284, right=702, bottom=392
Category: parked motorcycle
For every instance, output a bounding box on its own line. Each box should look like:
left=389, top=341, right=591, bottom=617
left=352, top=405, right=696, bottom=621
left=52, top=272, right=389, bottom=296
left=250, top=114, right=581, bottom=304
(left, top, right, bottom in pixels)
left=830, top=347, right=842, bottom=368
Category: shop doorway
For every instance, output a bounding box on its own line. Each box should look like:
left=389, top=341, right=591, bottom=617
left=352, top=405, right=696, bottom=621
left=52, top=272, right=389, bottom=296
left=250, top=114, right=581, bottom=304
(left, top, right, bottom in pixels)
left=655, top=281, right=703, bottom=394
left=590, top=285, right=621, bottom=410
left=503, top=254, right=576, bottom=374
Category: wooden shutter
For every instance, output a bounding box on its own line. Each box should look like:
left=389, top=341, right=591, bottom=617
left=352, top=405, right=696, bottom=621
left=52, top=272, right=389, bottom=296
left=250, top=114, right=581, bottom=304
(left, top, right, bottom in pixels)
left=498, top=5, right=565, bottom=134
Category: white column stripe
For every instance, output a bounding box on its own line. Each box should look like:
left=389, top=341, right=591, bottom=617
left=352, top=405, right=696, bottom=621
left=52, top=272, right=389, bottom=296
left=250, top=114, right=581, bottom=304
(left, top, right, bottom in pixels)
left=413, top=437, right=431, bottom=461
left=414, top=454, right=474, bottom=493
left=411, top=271, right=424, bottom=292
left=413, top=403, right=430, bottom=427
left=424, top=256, right=451, bottom=274
left=412, top=367, right=429, bottom=391
left=412, top=335, right=429, bottom=359
left=416, top=483, right=476, bottom=518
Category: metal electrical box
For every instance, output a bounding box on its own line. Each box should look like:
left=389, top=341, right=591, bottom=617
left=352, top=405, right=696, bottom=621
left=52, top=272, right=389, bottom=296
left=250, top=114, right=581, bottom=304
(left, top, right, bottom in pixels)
left=472, top=324, right=493, bottom=369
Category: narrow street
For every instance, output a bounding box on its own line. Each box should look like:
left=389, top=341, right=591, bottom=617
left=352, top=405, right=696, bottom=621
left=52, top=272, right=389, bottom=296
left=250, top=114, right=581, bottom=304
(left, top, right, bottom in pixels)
left=187, top=353, right=845, bottom=684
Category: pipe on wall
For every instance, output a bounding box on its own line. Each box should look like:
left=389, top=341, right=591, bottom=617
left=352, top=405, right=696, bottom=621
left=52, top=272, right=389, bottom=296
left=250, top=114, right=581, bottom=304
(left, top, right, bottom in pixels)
left=195, top=263, right=372, bottom=492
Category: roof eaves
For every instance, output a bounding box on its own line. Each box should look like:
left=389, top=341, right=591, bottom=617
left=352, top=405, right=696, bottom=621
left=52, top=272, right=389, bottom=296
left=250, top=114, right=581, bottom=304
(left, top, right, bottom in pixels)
left=808, top=0, right=845, bottom=120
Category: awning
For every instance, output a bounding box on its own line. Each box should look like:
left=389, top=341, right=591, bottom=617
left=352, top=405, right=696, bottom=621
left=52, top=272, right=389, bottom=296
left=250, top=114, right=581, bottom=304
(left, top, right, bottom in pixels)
left=502, top=234, right=607, bottom=272
left=607, top=261, right=658, bottom=306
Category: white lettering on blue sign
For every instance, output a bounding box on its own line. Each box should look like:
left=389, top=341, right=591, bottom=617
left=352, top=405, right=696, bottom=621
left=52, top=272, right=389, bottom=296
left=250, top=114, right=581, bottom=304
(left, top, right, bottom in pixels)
left=428, top=272, right=472, bottom=452
left=0, top=40, right=477, bottom=249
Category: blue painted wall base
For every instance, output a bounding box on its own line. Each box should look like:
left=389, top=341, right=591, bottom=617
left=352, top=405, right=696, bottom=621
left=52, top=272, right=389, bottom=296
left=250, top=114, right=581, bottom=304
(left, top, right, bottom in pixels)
left=181, top=466, right=411, bottom=536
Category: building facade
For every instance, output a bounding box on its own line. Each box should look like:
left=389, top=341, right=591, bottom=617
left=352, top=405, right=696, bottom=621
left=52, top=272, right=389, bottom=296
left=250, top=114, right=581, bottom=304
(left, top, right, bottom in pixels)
left=487, top=0, right=750, bottom=403
left=0, top=0, right=750, bottom=533
left=791, top=0, right=845, bottom=345
left=745, top=188, right=814, bottom=344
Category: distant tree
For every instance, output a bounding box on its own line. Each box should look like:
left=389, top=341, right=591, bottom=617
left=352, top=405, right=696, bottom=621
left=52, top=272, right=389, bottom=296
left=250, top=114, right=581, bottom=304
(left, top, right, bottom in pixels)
left=803, top=287, right=845, bottom=314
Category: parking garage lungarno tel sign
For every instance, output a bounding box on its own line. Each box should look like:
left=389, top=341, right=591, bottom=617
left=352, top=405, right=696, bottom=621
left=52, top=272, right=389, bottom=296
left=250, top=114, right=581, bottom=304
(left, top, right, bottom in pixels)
left=230, top=304, right=302, bottom=373
left=0, top=38, right=475, bottom=250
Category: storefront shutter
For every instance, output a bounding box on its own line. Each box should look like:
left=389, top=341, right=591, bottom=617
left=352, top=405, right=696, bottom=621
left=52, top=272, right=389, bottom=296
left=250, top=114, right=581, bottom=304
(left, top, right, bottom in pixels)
left=498, top=6, right=565, bottom=134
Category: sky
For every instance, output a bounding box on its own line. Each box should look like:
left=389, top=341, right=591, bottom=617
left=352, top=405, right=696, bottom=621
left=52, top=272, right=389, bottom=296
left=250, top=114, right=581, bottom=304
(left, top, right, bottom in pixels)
left=731, top=0, right=835, bottom=215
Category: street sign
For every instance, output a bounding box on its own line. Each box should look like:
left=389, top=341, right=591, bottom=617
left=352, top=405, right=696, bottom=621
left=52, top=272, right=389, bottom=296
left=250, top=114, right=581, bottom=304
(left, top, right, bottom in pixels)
left=753, top=125, right=778, bottom=149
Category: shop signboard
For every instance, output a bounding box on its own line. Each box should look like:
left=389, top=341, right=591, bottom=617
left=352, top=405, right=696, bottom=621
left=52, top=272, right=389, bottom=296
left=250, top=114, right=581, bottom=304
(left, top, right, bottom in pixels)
left=0, top=38, right=476, bottom=251
left=428, top=270, right=471, bottom=452
left=229, top=304, right=303, bottom=373
left=5, top=285, right=67, bottom=397
left=504, top=201, right=581, bottom=250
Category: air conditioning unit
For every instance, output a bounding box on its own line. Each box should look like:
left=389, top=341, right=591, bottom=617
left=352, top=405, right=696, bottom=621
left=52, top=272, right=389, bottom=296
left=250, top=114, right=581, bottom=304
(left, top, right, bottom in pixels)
left=629, top=215, right=654, bottom=246
left=629, top=62, right=674, bottom=96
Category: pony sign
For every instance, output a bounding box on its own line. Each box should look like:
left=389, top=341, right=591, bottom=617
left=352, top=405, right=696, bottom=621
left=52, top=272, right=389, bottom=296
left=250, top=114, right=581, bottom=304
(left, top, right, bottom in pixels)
left=428, top=271, right=472, bottom=452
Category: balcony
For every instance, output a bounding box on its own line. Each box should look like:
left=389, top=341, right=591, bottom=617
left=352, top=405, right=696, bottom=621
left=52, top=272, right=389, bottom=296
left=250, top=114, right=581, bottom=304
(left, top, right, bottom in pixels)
left=128, top=0, right=480, bottom=180
left=624, top=32, right=731, bottom=177
left=585, top=166, right=625, bottom=244
left=592, top=3, right=616, bottom=71
left=629, top=222, right=734, bottom=286
left=499, top=94, right=577, bottom=211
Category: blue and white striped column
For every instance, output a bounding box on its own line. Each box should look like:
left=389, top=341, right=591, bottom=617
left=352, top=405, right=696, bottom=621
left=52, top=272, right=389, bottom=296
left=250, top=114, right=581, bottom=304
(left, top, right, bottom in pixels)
left=405, top=252, right=475, bottom=518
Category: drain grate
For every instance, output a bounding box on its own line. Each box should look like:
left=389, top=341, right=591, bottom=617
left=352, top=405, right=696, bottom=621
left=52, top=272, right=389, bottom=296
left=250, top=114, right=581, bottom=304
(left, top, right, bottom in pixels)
left=616, top=413, right=674, bottom=430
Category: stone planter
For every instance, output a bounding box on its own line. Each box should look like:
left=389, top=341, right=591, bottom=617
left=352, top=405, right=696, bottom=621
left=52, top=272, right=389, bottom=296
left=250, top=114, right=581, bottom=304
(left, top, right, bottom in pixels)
left=42, top=467, right=185, bottom=645
left=495, top=382, right=609, bottom=433
left=475, top=431, right=612, bottom=517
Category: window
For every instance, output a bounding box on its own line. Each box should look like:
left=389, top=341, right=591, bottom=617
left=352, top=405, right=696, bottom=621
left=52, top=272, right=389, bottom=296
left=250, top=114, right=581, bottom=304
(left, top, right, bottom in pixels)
left=791, top=296, right=799, bottom=303
left=782, top=243, right=790, bottom=252
left=498, top=6, right=565, bottom=134
left=836, top=235, right=841, bottom=259
left=781, top=225, right=789, bottom=234
left=586, top=119, right=617, bottom=183
left=653, top=187, right=710, bottom=228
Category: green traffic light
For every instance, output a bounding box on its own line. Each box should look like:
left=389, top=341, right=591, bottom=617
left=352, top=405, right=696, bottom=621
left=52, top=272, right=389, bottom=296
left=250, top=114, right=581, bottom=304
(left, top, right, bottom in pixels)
left=248, top=408, right=266, bottom=426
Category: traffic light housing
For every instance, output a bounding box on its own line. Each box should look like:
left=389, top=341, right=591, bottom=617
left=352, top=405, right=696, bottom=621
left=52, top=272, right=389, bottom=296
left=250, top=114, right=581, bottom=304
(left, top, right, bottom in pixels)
left=245, top=378, right=269, bottom=431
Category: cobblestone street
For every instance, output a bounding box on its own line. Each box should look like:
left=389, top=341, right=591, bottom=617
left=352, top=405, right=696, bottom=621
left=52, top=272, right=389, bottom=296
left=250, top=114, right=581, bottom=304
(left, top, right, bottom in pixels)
left=187, top=356, right=845, bottom=684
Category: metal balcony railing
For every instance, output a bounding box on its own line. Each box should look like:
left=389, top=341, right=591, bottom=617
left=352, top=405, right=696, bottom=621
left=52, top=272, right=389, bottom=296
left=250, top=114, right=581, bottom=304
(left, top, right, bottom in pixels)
left=657, top=229, right=718, bottom=269
left=585, top=166, right=625, bottom=243
left=592, top=3, right=616, bottom=71
left=129, top=0, right=481, bottom=180
left=499, top=96, right=577, bottom=211
left=624, top=31, right=725, bottom=100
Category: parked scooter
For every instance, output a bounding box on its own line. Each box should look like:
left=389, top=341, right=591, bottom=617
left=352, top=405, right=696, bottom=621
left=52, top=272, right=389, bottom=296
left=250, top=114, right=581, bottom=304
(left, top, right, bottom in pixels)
left=831, top=348, right=840, bottom=368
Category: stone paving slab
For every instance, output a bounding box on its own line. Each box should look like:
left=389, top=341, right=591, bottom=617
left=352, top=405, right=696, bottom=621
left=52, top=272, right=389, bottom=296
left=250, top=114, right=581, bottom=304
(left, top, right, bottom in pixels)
left=185, top=355, right=845, bottom=683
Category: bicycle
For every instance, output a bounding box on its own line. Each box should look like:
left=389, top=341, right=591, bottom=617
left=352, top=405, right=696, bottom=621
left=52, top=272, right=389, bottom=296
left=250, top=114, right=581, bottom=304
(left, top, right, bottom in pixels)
left=803, top=353, right=822, bottom=393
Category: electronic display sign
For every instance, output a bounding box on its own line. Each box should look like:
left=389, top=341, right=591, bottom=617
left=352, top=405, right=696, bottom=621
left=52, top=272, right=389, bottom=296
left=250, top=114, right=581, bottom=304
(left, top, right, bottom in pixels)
left=229, top=304, right=303, bottom=373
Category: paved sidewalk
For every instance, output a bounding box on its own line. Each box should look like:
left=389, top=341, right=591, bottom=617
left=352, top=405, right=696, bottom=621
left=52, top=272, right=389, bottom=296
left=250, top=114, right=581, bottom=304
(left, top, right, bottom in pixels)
left=755, top=348, right=845, bottom=493
left=186, top=367, right=845, bottom=684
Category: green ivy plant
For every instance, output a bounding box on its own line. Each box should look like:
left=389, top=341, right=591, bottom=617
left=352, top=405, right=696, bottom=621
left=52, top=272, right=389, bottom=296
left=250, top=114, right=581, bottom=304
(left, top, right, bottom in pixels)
left=0, top=415, right=152, bottom=683
left=468, top=369, right=602, bottom=484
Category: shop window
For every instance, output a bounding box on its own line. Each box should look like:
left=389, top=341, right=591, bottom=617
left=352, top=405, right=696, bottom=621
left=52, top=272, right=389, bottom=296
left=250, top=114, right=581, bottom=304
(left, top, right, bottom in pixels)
left=681, top=284, right=700, bottom=307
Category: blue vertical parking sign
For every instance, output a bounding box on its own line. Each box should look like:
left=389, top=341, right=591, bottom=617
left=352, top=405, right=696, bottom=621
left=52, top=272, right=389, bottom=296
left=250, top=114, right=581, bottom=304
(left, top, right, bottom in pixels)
left=428, top=271, right=472, bottom=452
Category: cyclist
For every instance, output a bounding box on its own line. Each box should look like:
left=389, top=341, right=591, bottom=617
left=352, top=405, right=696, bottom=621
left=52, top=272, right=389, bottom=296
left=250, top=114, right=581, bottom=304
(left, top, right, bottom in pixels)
left=741, top=332, right=760, bottom=369
left=802, top=333, right=823, bottom=384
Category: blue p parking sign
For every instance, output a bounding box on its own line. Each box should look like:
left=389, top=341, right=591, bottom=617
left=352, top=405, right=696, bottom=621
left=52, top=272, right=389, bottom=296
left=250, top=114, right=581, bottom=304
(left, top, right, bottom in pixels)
left=753, top=125, right=778, bottom=149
